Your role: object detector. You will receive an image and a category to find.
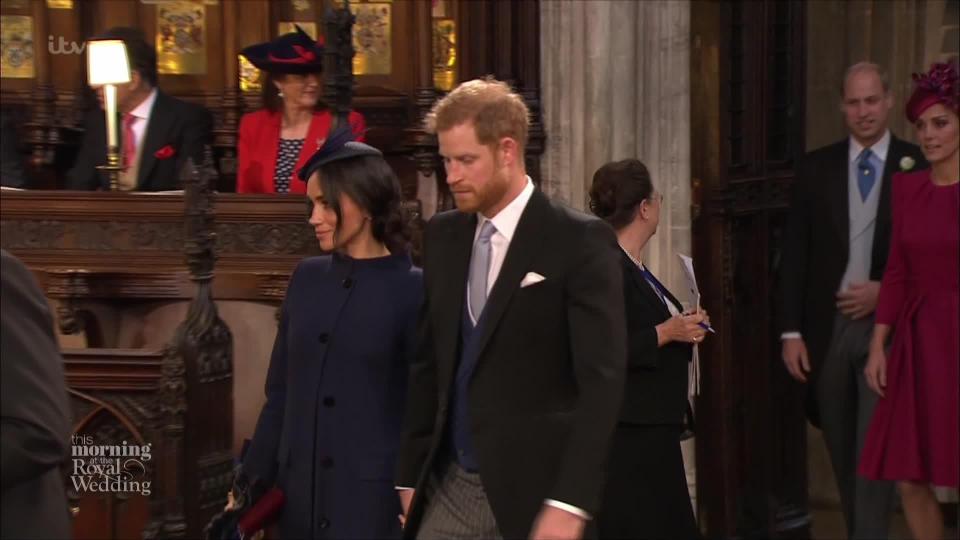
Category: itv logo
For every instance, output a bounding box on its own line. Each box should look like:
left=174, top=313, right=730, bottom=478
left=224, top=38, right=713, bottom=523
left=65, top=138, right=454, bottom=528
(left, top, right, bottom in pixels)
left=47, top=35, right=85, bottom=55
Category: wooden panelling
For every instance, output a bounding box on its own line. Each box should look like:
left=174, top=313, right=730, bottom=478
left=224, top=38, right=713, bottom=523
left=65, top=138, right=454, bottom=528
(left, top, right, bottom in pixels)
left=692, top=0, right=809, bottom=538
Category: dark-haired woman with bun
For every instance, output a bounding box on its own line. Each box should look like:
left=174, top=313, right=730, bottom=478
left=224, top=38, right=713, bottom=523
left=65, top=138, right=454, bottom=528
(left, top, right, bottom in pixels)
left=590, top=159, right=705, bottom=539
left=238, top=127, right=421, bottom=539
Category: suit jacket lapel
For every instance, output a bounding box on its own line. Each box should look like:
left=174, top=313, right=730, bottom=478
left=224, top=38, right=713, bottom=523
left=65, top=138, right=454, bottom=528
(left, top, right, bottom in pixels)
left=876, top=136, right=902, bottom=229
left=136, top=92, right=175, bottom=189
left=471, top=190, right=550, bottom=361
left=433, top=212, right=475, bottom=386
left=623, top=254, right=672, bottom=320
left=827, top=140, right=851, bottom=254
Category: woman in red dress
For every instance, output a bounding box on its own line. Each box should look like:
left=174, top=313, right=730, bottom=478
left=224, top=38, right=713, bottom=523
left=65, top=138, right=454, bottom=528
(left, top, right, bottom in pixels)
left=860, top=61, right=960, bottom=540
left=237, top=26, right=366, bottom=194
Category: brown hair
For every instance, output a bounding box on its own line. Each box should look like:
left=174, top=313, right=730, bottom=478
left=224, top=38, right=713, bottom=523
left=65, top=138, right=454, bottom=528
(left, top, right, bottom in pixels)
left=424, top=76, right=530, bottom=152
left=589, top=159, right=655, bottom=231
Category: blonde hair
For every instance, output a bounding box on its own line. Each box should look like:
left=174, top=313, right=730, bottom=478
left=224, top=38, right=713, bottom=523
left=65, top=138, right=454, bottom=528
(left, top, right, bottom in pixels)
left=425, top=76, right=530, bottom=152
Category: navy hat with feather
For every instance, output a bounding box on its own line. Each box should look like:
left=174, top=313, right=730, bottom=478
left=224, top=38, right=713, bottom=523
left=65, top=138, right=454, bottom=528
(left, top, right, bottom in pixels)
left=240, top=25, right=324, bottom=75
left=297, top=124, right=382, bottom=182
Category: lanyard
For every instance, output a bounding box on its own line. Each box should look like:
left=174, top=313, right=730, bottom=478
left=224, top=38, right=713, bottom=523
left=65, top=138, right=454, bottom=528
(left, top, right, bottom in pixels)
left=639, top=266, right=670, bottom=307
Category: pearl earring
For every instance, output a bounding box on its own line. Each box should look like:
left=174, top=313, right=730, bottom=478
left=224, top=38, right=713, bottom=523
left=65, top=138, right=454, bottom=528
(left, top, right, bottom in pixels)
left=278, top=90, right=284, bottom=98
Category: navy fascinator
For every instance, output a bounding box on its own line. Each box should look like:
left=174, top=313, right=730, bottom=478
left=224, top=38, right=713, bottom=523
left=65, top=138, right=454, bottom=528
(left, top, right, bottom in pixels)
left=297, top=125, right=382, bottom=182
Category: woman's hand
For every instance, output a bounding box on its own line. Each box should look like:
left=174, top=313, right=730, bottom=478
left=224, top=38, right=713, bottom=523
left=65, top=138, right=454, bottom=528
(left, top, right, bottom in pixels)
left=864, top=346, right=887, bottom=397
left=656, top=312, right=707, bottom=345
left=224, top=490, right=236, bottom=511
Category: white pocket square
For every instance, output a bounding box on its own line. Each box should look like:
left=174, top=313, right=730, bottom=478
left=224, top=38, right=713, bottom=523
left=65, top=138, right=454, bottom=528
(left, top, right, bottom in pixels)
left=520, top=272, right=546, bottom=288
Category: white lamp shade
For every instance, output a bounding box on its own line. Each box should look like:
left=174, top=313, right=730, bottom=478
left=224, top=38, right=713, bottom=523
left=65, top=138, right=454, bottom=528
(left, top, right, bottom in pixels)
left=87, top=40, right=131, bottom=85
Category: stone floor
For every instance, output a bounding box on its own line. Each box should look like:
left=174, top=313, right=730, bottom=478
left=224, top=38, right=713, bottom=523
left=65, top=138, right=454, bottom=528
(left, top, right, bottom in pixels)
left=809, top=504, right=959, bottom=539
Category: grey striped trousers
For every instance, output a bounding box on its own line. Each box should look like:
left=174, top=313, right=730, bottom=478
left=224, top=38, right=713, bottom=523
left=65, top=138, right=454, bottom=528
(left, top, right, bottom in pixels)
left=417, top=460, right=503, bottom=540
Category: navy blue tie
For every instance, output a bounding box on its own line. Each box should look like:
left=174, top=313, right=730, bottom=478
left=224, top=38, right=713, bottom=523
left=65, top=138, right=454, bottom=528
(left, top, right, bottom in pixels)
left=857, top=149, right=876, bottom=201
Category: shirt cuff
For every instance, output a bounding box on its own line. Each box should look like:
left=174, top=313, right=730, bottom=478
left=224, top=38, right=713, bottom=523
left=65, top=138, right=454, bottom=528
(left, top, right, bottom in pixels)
left=544, top=499, right=591, bottom=520
left=780, top=331, right=802, bottom=340
left=395, top=486, right=414, bottom=491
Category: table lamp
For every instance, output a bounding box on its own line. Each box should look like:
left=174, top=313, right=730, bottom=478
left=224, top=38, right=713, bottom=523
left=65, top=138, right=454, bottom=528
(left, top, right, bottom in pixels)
left=86, top=39, right=131, bottom=191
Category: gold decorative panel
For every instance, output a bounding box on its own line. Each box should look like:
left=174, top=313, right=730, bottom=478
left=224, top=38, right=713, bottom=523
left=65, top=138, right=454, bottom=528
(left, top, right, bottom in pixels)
left=46, top=0, right=74, bottom=8
left=352, top=2, right=391, bottom=75
left=156, top=1, right=207, bottom=75
left=0, top=15, right=35, bottom=79
left=433, top=18, right=456, bottom=91
left=331, top=0, right=392, bottom=8
left=291, top=0, right=311, bottom=11
left=3, top=0, right=28, bottom=8
left=278, top=22, right=317, bottom=39
left=238, top=54, right=261, bottom=93
left=142, top=0, right=218, bottom=4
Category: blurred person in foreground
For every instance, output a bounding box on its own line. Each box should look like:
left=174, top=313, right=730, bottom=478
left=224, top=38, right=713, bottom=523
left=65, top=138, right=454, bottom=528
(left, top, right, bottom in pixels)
left=1, top=249, right=72, bottom=539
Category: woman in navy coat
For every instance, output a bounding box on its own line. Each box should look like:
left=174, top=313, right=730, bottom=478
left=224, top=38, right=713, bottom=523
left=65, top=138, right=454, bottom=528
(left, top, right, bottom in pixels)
left=239, top=128, right=422, bottom=539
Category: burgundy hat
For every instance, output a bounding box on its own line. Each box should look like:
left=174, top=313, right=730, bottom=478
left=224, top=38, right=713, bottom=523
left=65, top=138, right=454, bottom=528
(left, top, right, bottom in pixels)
left=240, top=25, right=324, bottom=75
left=906, top=61, right=959, bottom=123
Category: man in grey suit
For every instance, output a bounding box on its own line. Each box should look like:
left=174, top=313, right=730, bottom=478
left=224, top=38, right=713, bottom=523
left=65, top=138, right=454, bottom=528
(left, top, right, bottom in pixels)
left=779, top=63, right=927, bottom=539
left=1, top=250, right=72, bottom=539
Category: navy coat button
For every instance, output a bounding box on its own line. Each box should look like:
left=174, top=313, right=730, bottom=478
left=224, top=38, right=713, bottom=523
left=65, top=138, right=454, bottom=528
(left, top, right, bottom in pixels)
left=318, top=517, right=330, bottom=529
left=318, top=333, right=329, bottom=344
left=321, top=457, right=334, bottom=469
left=323, top=396, right=335, bottom=407
left=342, top=278, right=353, bottom=288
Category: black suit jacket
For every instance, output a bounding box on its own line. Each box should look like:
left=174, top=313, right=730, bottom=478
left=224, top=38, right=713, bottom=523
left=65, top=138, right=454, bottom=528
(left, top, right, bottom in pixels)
left=0, top=250, right=71, bottom=539
left=778, top=134, right=927, bottom=422
left=397, top=189, right=627, bottom=539
left=619, top=253, right=692, bottom=425
left=67, top=90, right=212, bottom=191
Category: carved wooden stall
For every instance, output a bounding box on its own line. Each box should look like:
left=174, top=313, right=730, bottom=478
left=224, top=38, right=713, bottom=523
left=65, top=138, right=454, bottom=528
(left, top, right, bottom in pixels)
left=1, top=0, right=543, bottom=205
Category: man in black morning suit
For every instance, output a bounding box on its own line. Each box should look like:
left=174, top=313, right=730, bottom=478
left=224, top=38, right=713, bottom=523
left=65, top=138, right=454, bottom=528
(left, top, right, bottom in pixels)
left=68, top=27, right=211, bottom=191
left=395, top=78, right=626, bottom=540
left=779, top=63, right=927, bottom=539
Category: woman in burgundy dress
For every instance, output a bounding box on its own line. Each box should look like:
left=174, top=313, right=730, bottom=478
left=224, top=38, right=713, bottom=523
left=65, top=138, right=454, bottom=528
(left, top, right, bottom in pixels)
left=860, top=61, right=959, bottom=540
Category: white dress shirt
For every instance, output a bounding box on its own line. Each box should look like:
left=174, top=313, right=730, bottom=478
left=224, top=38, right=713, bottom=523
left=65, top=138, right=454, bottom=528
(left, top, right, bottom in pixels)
left=467, top=176, right=535, bottom=321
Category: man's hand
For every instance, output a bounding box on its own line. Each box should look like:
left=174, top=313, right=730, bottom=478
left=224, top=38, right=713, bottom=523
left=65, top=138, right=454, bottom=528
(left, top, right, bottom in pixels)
left=782, top=337, right=810, bottom=382
left=836, top=281, right=881, bottom=320
left=529, top=505, right=586, bottom=540
left=397, top=489, right=414, bottom=529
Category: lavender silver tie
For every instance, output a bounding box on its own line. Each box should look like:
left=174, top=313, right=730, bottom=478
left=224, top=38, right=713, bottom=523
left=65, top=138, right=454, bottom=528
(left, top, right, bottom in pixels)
left=468, top=220, right=497, bottom=323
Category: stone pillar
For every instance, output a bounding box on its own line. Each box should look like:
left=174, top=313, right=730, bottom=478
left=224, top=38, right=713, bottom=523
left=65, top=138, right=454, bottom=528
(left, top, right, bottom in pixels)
left=540, top=0, right=696, bottom=507
left=540, top=0, right=692, bottom=295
